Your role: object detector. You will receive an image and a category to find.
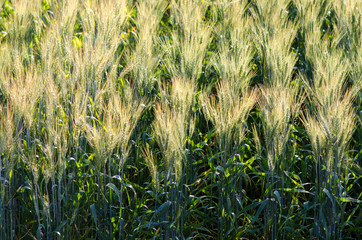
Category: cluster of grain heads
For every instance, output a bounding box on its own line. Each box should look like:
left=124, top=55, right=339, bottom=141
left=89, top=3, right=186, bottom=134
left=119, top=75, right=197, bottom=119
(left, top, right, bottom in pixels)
left=0, top=46, right=43, bottom=129
left=2, top=0, right=43, bottom=47
left=41, top=79, right=70, bottom=234
left=52, top=0, right=79, bottom=33
left=351, top=47, right=362, bottom=130
left=295, top=0, right=331, bottom=34
left=294, top=0, right=333, bottom=80
left=0, top=40, right=49, bottom=236
left=130, top=0, right=168, bottom=96
left=350, top=40, right=362, bottom=92
left=251, top=1, right=302, bottom=238
left=163, top=0, right=212, bottom=82
left=302, top=95, right=356, bottom=239
left=152, top=78, right=195, bottom=238
left=201, top=81, right=257, bottom=238
left=212, top=0, right=254, bottom=93
left=85, top=86, right=145, bottom=237
left=252, top=0, right=298, bottom=87
left=81, top=0, right=128, bottom=45
left=333, top=0, right=362, bottom=131
left=40, top=19, right=78, bottom=99
left=301, top=31, right=358, bottom=239
left=142, top=143, right=159, bottom=192
left=200, top=2, right=257, bottom=235
left=303, top=94, right=355, bottom=174
left=0, top=0, right=360, bottom=238
left=258, top=85, right=300, bottom=239
left=202, top=82, right=256, bottom=165
left=153, top=78, right=195, bottom=184
left=305, top=46, right=349, bottom=108
left=258, top=86, right=299, bottom=173
left=0, top=1, right=133, bottom=238
left=0, top=104, right=15, bottom=240
left=0, top=104, right=15, bottom=172
left=332, top=0, right=362, bottom=51
left=1, top=45, right=67, bottom=238
left=86, top=88, right=145, bottom=171
left=73, top=0, right=128, bottom=96
left=43, top=79, right=68, bottom=180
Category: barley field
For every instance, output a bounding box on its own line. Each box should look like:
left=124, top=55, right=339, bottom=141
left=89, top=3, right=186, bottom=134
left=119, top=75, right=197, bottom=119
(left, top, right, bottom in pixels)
left=0, top=0, right=361, bottom=239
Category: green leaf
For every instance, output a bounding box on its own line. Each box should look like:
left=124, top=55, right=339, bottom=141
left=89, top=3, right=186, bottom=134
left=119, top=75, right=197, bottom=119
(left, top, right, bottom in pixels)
left=249, top=199, right=268, bottom=226
left=90, top=204, right=97, bottom=227
left=274, top=190, right=282, bottom=207
left=337, top=197, right=361, bottom=203
left=153, top=201, right=171, bottom=218
left=107, top=183, right=120, bottom=196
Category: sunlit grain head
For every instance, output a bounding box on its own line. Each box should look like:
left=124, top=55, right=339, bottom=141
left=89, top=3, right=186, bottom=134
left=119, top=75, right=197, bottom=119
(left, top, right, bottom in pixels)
left=142, top=144, right=159, bottom=191
left=202, top=81, right=257, bottom=160
left=0, top=47, right=43, bottom=128
left=162, top=0, right=212, bottom=82
left=130, top=0, right=167, bottom=95
left=258, top=85, right=298, bottom=172
left=302, top=93, right=355, bottom=172
left=212, top=1, right=254, bottom=93
left=153, top=78, right=196, bottom=183
left=86, top=87, right=145, bottom=171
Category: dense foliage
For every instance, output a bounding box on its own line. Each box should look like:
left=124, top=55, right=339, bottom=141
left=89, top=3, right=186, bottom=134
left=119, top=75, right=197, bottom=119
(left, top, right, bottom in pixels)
left=0, top=0, right=361, bottom=239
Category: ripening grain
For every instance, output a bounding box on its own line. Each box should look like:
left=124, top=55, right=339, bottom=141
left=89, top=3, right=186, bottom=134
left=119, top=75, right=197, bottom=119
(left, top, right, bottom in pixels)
left=0, top=0, right=360, bottom=239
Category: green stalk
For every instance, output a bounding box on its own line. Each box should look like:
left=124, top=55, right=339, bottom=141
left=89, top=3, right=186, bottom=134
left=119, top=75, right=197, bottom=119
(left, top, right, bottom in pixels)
left=33, top=182, right=41, bottom=238
left=45, top=184, right=51, bottom=240
left=119, top=168, right=124, bottom=240
left=9, top=178, right=13, bottom=240
left=57, top=176, right=62, bottom=233
left=0, top=155, right=4, bottom=239
left=108, top=155, right=112, bottom=239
